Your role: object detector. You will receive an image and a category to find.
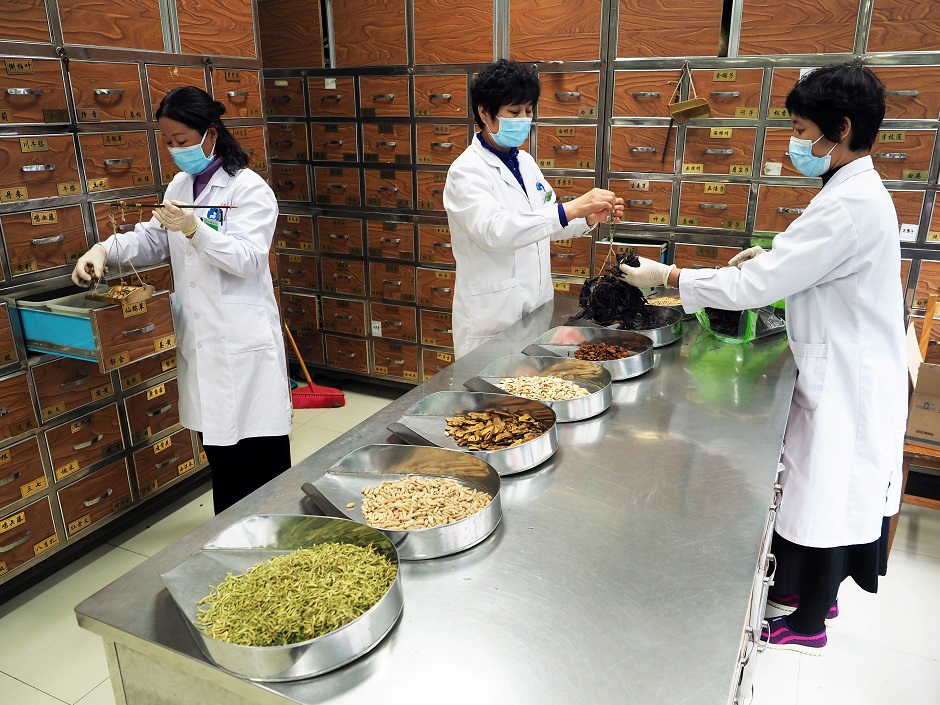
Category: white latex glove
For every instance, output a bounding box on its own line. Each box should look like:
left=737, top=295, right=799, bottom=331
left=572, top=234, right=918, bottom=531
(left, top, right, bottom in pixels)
left=619, top=256, right=675, bottom=288
left=729, top=245, right=766, bottom=269
left=70, top=243, right=108, bottom=287
left=153, top=200, right=198, bottom=237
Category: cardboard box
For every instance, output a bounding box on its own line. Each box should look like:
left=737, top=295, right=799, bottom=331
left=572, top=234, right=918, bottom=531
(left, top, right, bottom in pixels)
left=905, top=323, right=940, bottom=449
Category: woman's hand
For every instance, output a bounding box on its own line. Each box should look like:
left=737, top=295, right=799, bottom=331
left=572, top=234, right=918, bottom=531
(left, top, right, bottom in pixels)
left=563, top=188, right=624, bottom=225
left=70, top=244, right=108, bottom=287
left=154, top=200, right=199, bottom=237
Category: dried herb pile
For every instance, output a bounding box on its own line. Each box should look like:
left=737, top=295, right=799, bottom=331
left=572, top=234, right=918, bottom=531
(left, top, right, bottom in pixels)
left=702, top=308, right=743, bottom=336
left=445, top=410, right=548, bottom=450
left=571, top=253, right=658, bottom=330
left=574, top=342, right=634, bottom=361
left=360, top=476, right=492, bottom=530
left=195, top=543, right=397, bottom=647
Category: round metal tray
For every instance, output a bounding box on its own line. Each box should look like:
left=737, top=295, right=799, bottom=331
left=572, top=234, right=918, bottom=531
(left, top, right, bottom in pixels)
left=160, top=515, right=403, bottom=682
left=302, top=444, right=502, bottom=560
left=464, top=355, right=612, bottom=422
left=523, top=326, right=654, bottom=381
left=646, top=287, right=695, bottom=320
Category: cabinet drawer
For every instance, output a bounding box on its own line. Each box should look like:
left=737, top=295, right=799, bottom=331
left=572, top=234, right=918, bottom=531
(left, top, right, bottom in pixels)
left=228, top=126, right=269, bottom=175
left=0, top=436, right=46, bottom=511
left=214, top=68, right=262, bottom=118
left=333, top=0, right=407, bottom=66
left=309, top=76, right=356, bottom=118
left=133, top=427, right=197, bottom=498
left=372, top=339, right=419, bottom=381
left=609, top=126, right=676, bottom=174
left=0, top=2, right=50, bottom=43
left=761, top=127, right=801, bottom=178
left=265, top=78, right=305, bottom=118
left=317, top=216, right=364, bottom=256
left=179, top=0, right=254, bottom=56
left=310, top=123, right=358, bottom=162
left=92, top=197, right=151, bottom=240
left=538, top=73, right=600, bottom=118
left=69, top=61, right=145, bottom=122
left=683, top=127, right=756, bottom=176
left=413, top=0, right=493, bottom=64
left=690, top=69, right=763, bottom=119
left=31, top=358, right=110, bottom=425
left=124, top=378, right=180, bottom=446
left=414, top=75, right=467, bottom=118
left=267, top=123, right=309, bottom=161
left=118, top=348, right=178, bottom=390
left=872, top=67, right=940, bottom=120
left=612, top=70, right=678, bottom=117
left=594, top=240, right=666, bottom=266
left=320, top=257, right=366, bottom=296
left=416, top=124, right=467, bottom=165
left=324, top=334, right=369, bottom=373
left=889, top=190, right=926, bottom=242
left=416, top=171, right=446, bottom=212
left=767, top=68, right=815, bottom=120
left=321, top=297, right=367, bottom=336
left=421, top=347, right=454, bottom=380
left=544, top=176, right=594, bottom=204
left=365, top=169, right=413, bottom=209
left=868, top=0, right=940, bottom=53
left=618, top=0, right=723, bottom=57
left=286, top=327, right=325, bottom=366
left=0, top=372, right=36, bottom=442
left=0, top=134, right=81, bottom=202
left=673, top=243, right=741, bottom=269
left=510, top=0, right=601, bottom=61
left=362, top=123, right=412, bottom=164
left=281, top=292, right=319, bottom=331
left=902, top=259, right=912, bottom=291
left=929, top=199, right=940, bottom=243
left=275, top=213, right=315, bottom=252
left=60, top=0, right=162, bottom=50
left=154, top=129, right=176, bottom=185
left=146, top=65, right=207, bottom=114
left=0, top=497, right=57, bottom=577
left=88, top=290, right=176, bottom=372
left=419, top=309, right=454, bottom=348
left=536, top=126, right=596, bottom=170
left=872, top=130, right=935, bottom=182
left=369, top=262, right=416, bottom=302
left=371, top=303, right=417, bottom=342
left=754, top=185, right=817, bottom=233
left=359, top=76, right=410, bottom=117
left=277, top=252, right=319, bottom=290
left=367, top=220, right=415, bottom=261
left=314, top=167, right=361, bottom=206
left=739, top=1, right=858, bottom=55
left=79, top=131, right=154, bottom=192
left=258, top=0, right=324, bottom=68
left=2, top=205, right=87, bottom=277
left=272, top=163, right=310, bottom=202
left=0, top=302, right=18, bottom=369
left=678, top=182, right=749, bottom=230
left=0, top=58, right=69, bottom=125
left=418, top=224, right=454, bottom=265
left=416, top=267, right=455, bottom=309
left=608, top=178, right=673, bottom=226
left=914, top=261, right=940, bottom=308
left=550, top=237, right=592, bottom=276
left=46, top=403, right=123, bottom=482
left=106, top=263, right=173, bottom=295
left=58, top=458, right=131, bottom=538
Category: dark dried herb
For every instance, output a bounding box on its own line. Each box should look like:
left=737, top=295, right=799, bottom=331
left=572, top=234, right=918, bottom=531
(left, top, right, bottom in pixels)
left=703, top=308, right=743, bottom=336
left=570, top=251, right=658, bottom=330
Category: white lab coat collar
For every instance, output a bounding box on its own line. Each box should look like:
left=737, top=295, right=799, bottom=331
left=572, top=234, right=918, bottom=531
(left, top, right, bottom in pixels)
left=470, top=137, right=529, bottom=198
left=819, top=155, right=874, bottom=193
left=469, top=138, right=548, bottom=211
left=191, top=163, right=234, bottom=206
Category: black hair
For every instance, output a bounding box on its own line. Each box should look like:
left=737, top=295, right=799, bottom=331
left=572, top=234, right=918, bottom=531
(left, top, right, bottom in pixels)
left=156, top=85, right=249, bottom=176
left=470, top=59, right=540, bottom=130
left=785, top=62, right=885, bottom=152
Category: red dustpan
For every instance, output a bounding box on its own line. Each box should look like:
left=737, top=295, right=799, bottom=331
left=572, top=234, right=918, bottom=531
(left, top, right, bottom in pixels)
left=284, top=325, right=345, bottom=408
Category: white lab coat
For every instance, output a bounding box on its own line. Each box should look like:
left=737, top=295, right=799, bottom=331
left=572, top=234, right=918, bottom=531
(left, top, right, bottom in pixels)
left=679, top=157, right=906, bottom=548
left=99, top=166, right=291, bottom=446
left=444, top=137, right=592, bottom=357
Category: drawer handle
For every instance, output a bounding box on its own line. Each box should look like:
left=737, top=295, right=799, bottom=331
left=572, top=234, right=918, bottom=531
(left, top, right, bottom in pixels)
left=428, top=93, right=451, bottom=101
left=777, top=206, right=805, bottom=214
left=703, top=148, right=733, bottom=155
left=0, top=530, right=33, bottom=553
left=627, top=199, right=653, bottom=206
left=73, top=433, right=104, bottom=450
left=154, top=453, right=180, bottom=469
left=433, top=327, right=452, bottom=333
left=873, top=152, right=907, bottom=159
left=430, top=188, right=444, bottom=195
left=104, top=158, right=134, bottom=166
left=123, top=323, right=155, bottom=337
left=320, top=94, right=343, bottom=101
left=630, top=146, right=656, bottom=153
left=553, top=145, right=580, bottom=151
left=558, top=196, right=575, bottom=202
left=632, top=91, right=660, bottom=98
left=373, top=93, right=395, bottom=101
left=382, top=279, right=402, bottom=286
left=61, top=374, right=92, bottom=389
left=333, top=273, right=353, bottom=280
left=333, top=314, right=354, bottom=320
left=698, top=203, right=728, bottom=210
left=327, top=184, right=347, bottom=191
left=377, top=186, right=399, bottom=193
left=383, top=358, right=405, bottom=365
left=551, top=252, right=575, bottom=258
left=7, top=87, right=44, bottom=95
left=430, top=286, right=452, bottom=293
left=886, top=90, right=919, bottom=97
left=0, top=470, right=21, bottom=488
left=380, top=237, right=401, bottom=244
left=376, top=141, right=397, bottom=147
left=286, top=307, right=306, bottom=314
left=21, top=164, right=55, bottom=172
left=83, top=487, right=113, bottom=507
left=382, top=320, right=403, bottom=327
left=31, top=234, right=65, bottom=245
left=277, top=180, right=296, bottom=187
left=274, top=139, right=294, bottom=147
left=329, top=233, right=349, bottom=239
left=555, top=91, right=581, bottom=98
left=322, top=140, right=344, bottom=146
left=271, top=94, right=292, bottom=103
left=281, top=229, right=301, bottom=235
left=94, top=88, right=125, bottom=96
left=0, top=407, right=8, bottom=417
left=432, top=241, right=452, bottom=248
left=336, top=350, right=356, bottom=357
left=147, top=403, right=173, bottom=417
left=430, top=142, right=453, bottom=149
left=710, top=91, right=741, bottom=98
left=227, top=90, right=250, bottom=98
left=286, top=268, right=305, bottom=275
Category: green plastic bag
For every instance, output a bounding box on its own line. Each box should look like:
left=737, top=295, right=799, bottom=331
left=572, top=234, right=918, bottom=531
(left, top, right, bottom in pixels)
left=696, top=305, right=786, bottom=345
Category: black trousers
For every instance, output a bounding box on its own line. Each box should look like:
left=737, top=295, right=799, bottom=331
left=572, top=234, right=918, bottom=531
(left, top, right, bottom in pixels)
left=200, top=434, right=291, bottom=514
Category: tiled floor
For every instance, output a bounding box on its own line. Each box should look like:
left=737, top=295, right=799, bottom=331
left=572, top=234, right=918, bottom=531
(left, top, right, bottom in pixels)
left=0, top=381, right=937, bottom=704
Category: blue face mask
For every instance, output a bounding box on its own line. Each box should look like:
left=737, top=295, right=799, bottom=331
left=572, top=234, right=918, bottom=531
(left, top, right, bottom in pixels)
left=788, top=135, right=836, bottom=178
left=169, top=130, right=214, bottom=175
left=491, top=116, right=532, bottom=149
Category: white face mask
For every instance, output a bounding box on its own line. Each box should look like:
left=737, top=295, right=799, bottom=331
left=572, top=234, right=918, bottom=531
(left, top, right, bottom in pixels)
left=788, top=134, right=837, bottom=178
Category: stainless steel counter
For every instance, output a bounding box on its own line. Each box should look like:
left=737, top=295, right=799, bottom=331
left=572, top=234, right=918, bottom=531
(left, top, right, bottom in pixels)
left=76, top=298, right=796, bottom=705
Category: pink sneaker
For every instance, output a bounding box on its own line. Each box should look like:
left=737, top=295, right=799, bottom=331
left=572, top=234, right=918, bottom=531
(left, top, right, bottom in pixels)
left=761, top=616, right=827, bottom=655
left=766, top=593, right=839, bottom=624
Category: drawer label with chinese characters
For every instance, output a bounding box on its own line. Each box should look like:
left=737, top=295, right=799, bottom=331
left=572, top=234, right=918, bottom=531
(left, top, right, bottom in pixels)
left=178, top=458, right=196, bottom=475
left=68, top=514, right=92, bottom=535
left=154, top=436, right=173, bottom=454
left=30, top=210, right=58, bottom=226
left=146, top=383, right=166, bottom=401
left=121, top=300, right=148, bottom=318
left=41, top=402, right=67, bottom=421
left=140, top=479, right=159, bottom=497
left=20, top=475, right=47, bottom=498
left=33, top=534, right=58, bottom=556
left=153, top=334, right=176, bottom=353
left=0, top=448, right=10, bottom=466
left=56, top=182, right=81, bottom=196
left=88, top=178, right=111, bottom=192
left=121, top=372, right=142, bottom=388
left=161, top=355, right=178, bottom=372
left=55, top=459, right=81, bottom=482
left=0, top=511, right=25, bottom=534
left=682, top=163, right=704, bottom=174
left=90, top=382, right=112, bottom=402
left=5, top=59, right=34, bottom=75
left=19, top=137, right=48, bottom=153
left=703, top=184, right=726, bottom=194
left=0, top=186, right=29, bottom=203
left=9, top=416, right=36, bottom=436
left=710, top=128, right=733, bottom=139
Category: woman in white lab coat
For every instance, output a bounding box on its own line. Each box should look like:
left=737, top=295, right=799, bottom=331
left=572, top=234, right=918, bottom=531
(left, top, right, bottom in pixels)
left=620, top=64, right=906, bottom=654
left=444, top=60, right=624, bottom=357
left=71, top=86, right=291, bottom=514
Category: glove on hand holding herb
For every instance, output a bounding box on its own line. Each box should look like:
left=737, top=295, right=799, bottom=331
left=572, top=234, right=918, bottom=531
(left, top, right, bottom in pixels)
left=618, top=255, right=675, bottom=289
left=153, top=200, right=199, bottom=237
left=729, top=246, right=766, bottom=269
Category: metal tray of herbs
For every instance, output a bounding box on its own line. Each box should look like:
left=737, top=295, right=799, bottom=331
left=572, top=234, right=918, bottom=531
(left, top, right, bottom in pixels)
left=522, top=326, right=655, bottom=381
left=388, top=391, right=558, bottom=476
left=646, top=287, right=696, bottom=320
left=569, top=305, right=683, bottom=347
left=301, top=444, right=501, bottom=560
left=463, top=355, right=611, bottom=422
left=160, top=515, right=403, bottom=682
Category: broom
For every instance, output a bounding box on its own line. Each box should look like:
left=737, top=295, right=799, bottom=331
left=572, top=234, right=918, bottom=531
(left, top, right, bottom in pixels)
left=284, top=324, right=345, bottom=408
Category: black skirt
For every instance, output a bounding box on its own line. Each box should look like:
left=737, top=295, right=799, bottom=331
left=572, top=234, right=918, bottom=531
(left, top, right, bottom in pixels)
left=769, top=516, right=892, bottom=606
